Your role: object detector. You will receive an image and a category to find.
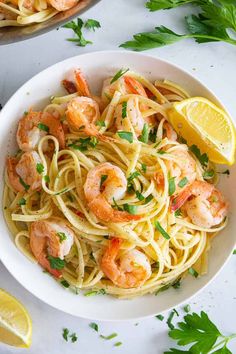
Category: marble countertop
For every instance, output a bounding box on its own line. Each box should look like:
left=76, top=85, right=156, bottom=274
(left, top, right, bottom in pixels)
left=1, top=0, right=236, bottom=353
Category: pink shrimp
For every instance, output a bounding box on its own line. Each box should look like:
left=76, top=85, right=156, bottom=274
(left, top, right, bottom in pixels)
left=171, top=180, right=229, bottom=228
left=100, top=238, right=151, bottom=288
left=47, top=0, right=78, bottom=11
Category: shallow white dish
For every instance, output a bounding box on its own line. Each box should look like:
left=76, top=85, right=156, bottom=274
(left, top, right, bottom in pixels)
left=0, top=51, right=235, bottom=321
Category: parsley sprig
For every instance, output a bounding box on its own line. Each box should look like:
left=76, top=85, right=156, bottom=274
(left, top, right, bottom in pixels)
left=63, top=18, right=100, bottom=46
left=121, top=0, right=236, bottom=51
left=164, top=311, right=236, bottom=354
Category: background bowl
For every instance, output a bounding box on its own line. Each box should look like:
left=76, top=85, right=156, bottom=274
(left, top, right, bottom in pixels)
left=0, top=51, right=235, bottom=321
left=0, top=0, right=100, bottom=45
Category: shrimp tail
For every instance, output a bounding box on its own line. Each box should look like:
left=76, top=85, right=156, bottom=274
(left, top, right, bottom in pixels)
left=171, top=187, right=191, bottom=212
left=75, top=69, right=92, bottom=97
left=124, top=76, right=147, bottom=97
left=6, top=157, right=24, bottom=192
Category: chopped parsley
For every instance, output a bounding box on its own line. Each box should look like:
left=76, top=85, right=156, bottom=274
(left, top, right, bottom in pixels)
left=168, top=176, right=176, bottom=196
left=174, top=209, right=182, bottom=217
left=156, top=314, right=164, bottom=321
left=70, top=333, right=77, bottom=343
left=203, top=170, right=215, bottom=180
left=44, top=175, right=50, bottom=183
left=136, top=190, right=145, bottom=201
left=117, top=131, right=133, bottom=143
left=189, top=144, right=208, bottom=167
left=114, top=342, right=122, bottom=347
left=18, top=197, right=26, bottom=206
left=139, top=123, right=149, bottom=143
left=233, top=249, right=236, bottom=255
left=172, top=279, right=181, bottom=289
left=149, top=127, right=157, bottom=143
left=63, top=18, right=93, bottom=47
left=178, top=177, right=188, bottom=188
left=61, top=280, right=70, bottom=288
left=62, top=328, right=69, bottom=341
left=183, top=304, right=191, bottom=313
left=38, top=123, right=49, bottom=132
left=95, top=120, right=106, bottom=127
left=62, top=328, right=77, bottom=343
left=188, top=267, right=199, bottom=278
left=127, top=171, right=140, bottom=192
left=155, top=221, right=170, bottom=240
left=167, top=309, right=179, bottom=330
left=36, top=163, right=44, bottom=174
left=110, top=68, right=129, bottom=84
left=123, top=203, right=138, bottom=215
left=100, top=174, right=108, bottom=188
left=100, top=333, right=118, bottom=340
left=221, top=169, right=230, bottom=175
left=141, top=163, right=147, bottom=173
left=144, top=194, right=153, bottom=204
left=68, top=137, right=98, bottom=151
left=84, top=289, right=106, bottom=296
left=19, top=177, right=30, bottom=191
left=89, top=322, right=99, bottom=332
left=57, top=232, right=67, bottom=243
left=122, top=101, right=127, bottom=118
left=48, top=256, right=65, bottom=270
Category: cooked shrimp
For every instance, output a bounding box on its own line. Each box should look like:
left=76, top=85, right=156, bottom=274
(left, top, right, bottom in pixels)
left=102, top=75, right=147, bottom=105
left=171, top=180, right=229, bottom=228
left=101, top=238, right=151, bottom=288
left=17, top=111, right=65, bottom=152
left=47, top=0, right=78, bottom=11
left=7, top=151, right=43, bottom=193
left=84, top=162, right=141, bottom=222
left=30, top=218, right=74, bottom=277
left=115, top=97, right=145, bottom=137
left=74, top=69, right=92, bottom=97
left=163, top=121, right=177, bottom=141
left=154, top=150, right=196, bottom=191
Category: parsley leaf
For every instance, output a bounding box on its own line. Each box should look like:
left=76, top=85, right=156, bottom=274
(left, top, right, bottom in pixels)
left=156, top=314, right=164, bottom=321
left=61, top=280, right=70, bottom=288
left=100, top=174, right=108, bottom=188
left=203, top=170, right=215, bottom=180
left=141, top=163, right=147, bottom=173
left=57, top=232, right=67, bottom=243
left=123, top=203, right=138, bottom=215
left=18, top=197, right=26, bottom=206
left=139, top=123, right=149, bottom=143
left=183, top=304, right=191, bottom=313
left=114, top=342, right=122, bottom=347
left=100, top=333, right=118, bottom=340
left=117, top=131, right=133, bottom=143
left=178, top=177, right=188, bottom=188
left=136, top=190, right=145, bottom=201
left=84, top=289, right=106, bottom=296
left=188, top=267, right=199, bottom=278
left=127, top=171, right=140, bottom=192
left=38, top=123, right=49, bottom=132
left=168, top=176, right=176, bottom=196
left=48, top=256, right=65, bottom=270
left=62, top=328, right=69, bottom=341
left=36, top=163, right=44, bottom=174
left=68, top=137, right=98, bottom=151
left=63, top=18, right=92, bottom=47
left=84, top=19, right=101, bottom=31
left=89, top=322, right=99, bottom=332
left=189, top=144, right=209, bottom=167
left=122, top=102, right=127, bottom=118
left=146, top=0, right=194, bottom=11
left=110, top=68, right=129, bottom=84
left=70, top=333, right=77, bottom=343
left=155, top=221, right=170, bottom=240
left=95, top=120, right=106, bottom=127
left=19, top=177, right=30, bottom=191
left=167, top=309, right=179, bottom=330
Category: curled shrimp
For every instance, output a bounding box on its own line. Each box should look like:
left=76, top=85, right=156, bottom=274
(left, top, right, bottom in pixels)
left=115, top=97, right=145, bottom=137
left=84, top=162, right=141, bottom=223
left=171, top=180, right=229, bottom=228
left=154, top=150, right=196, bottom=191
left=101, top=238, right=151, bottom=288
left=102, top=75, right=147, bottom=105
left=30, top=218, right=74, bottom=277
left=163, top=121, right=177, bottom=141
left=47, top=0, right=78, bottom=11
left=17, top=111, right=65, bottom=152
left=7, top=151, right=42, bottom=193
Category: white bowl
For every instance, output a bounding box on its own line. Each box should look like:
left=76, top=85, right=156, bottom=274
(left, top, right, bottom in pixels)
left=0, top=51, right=235, bottom=321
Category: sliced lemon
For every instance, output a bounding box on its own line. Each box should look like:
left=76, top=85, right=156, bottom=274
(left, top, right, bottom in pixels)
left=0, top=289, right=32, bottom=348
left=167, top=97, right=236, bottom=165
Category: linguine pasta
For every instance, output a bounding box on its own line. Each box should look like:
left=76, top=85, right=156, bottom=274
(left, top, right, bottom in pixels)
left=3, top=70, right=228, bottom=298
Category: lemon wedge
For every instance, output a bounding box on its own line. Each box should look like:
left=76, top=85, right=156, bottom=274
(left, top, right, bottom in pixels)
left=167, top=97, right=236, bottom=165
left=0, top=289, right=32, bottom=348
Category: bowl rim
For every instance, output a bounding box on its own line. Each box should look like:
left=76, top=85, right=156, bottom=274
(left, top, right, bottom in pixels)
left=0, top=0, right=101, bottom=45
left=0, top=50, right=235, bottom=321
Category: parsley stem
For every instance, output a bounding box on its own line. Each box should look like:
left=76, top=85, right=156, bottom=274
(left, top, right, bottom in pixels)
left=211, top=334, right=236, bottom=350
left=185, top=34, right=236, bottom=45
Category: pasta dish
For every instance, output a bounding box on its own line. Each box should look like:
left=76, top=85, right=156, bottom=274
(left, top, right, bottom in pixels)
left=3, top=68, right=229, bottom=298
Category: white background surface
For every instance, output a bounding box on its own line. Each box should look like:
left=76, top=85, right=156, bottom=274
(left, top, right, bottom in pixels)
left=1, top=0, right=236, bottom=353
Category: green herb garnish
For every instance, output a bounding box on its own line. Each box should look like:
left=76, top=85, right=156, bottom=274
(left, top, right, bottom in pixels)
left=19, top=177, right=30, bottom=191
left=44, top=175, right=50, bottom=183
left=48, top=256, right=65, bottom=270
left=189, top=144, right=208, bottom=167
left=141, top=163, right=147, bottom=173
left=100, top=174, right=108, bottom=188
left=62, top=328, right=69, bottom=341
left=117, top=131, right=133, bottom=143
left=36, top=163, right=44, bottom=174
left=84, top=18, right=101, bottom=31
left=100, top=333, right=118, bottom=340
left=149, top=127, right=157, bottom=143
left=233, top=249, right=236, bottom=255
left=61, top=280, right=70, bottom=288
left=18, top=198, right=26, bottom=206
left=70, top=333, right=77, bottom=343
left=57, top=232, right=67, bottom=243
left=155, top=221, right=170, bottom=240
left=174, top=209, right=182, bottom=217
left=89, top=322, right=99, bottom=332
left=168, top=177, right=176, bottom=196
left=188, top=267, right=198, bottom=278
left=63, top=18, right=92, bottom=46
left=203, top=170, right=215, bottom=180
left=167, top=309, right=178, bottom=330
left=95, top=120, right=106, bottom=127
left=84, top=289, right=106, bottom=296
left=38, top=123, right=49, bottom=132
left=123, top=203, right=138, bottom=215
left=110, top=68, right=129, bottom=84
left=136, top=190, right=145, bottom=201
left=139, top=123, right=149, bottom=143
left=156, top=314, right=164, bottom=321
left=183, top=304, right=191, bottom=313
left=122, top=102, right=127, bottom=118
left=178, top=177, right=188, bottom=188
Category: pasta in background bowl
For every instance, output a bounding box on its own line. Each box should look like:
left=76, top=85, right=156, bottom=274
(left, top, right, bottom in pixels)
left=0, top=51, right=235, bottom=320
